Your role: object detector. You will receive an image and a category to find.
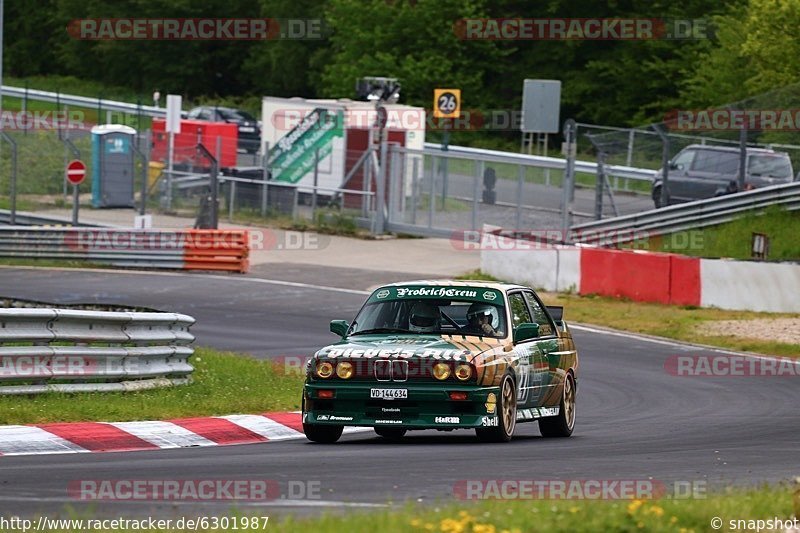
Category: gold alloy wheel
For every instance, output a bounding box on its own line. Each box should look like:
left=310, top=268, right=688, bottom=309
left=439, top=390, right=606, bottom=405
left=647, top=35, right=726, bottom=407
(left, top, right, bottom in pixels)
left=502, top=376, right=517, bottom=437
left=564, top=375, right=575, bottom=429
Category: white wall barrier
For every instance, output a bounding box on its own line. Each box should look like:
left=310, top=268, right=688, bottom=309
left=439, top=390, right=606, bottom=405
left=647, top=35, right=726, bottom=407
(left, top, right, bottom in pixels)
left=700, top=259, right=800, bottom=313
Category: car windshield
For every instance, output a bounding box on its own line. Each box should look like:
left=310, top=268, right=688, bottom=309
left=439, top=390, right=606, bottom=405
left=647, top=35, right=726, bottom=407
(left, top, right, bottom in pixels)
left=748, top=154, right=793, bottom=179
left=350, top=286, right=507, bottom=338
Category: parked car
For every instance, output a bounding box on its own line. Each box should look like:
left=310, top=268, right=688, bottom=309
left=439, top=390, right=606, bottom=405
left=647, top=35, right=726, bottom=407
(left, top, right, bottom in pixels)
left=651, top=144, right=796, bottom=208
left=186, top=106, right=260, bottom=154
left=301, top=280, right=579, bottom=443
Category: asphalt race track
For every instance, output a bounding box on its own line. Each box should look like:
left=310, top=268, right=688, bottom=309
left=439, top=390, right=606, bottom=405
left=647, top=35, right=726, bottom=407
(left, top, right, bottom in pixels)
left=0, top=267, right=797, bottom=519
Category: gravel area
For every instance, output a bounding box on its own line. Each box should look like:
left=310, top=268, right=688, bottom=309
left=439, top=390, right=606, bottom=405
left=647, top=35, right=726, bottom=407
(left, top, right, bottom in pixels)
left=695, top=318, right=800, bottom=345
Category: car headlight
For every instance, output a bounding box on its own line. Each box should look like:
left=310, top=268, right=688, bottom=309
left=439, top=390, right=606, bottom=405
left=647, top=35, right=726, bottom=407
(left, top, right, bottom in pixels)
left=336, top=361, right=354, bottom=379
left=316, top=361, right=334, bottom=379
left=432, top=362, right=451, bottom=380
left=455, top=363, right=472, bottom=381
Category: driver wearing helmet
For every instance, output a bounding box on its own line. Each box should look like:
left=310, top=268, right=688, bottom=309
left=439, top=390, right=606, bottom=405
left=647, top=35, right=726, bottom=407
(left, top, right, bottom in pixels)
left=467, top=303, right=498, bottom=336
left=409, top=302, right=441, bottom=333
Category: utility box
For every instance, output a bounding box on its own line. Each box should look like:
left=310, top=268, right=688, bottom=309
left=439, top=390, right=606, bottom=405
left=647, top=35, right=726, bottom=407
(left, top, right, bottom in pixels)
left=91, top=124, right=136, bottom=208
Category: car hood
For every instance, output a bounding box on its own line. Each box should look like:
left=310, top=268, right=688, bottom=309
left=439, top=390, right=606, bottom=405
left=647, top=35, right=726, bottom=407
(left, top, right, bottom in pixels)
left=314, top=334, right=501, bottom=362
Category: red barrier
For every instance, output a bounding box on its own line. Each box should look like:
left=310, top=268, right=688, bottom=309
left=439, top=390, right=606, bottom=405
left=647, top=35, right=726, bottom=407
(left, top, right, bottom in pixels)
left=668, top=255, right=701, bottom=306
left=579, top=248, right=701, bottom=305
left=182, top=230, right=250, bottom=273
left=580, top=248, right=672, bottom=304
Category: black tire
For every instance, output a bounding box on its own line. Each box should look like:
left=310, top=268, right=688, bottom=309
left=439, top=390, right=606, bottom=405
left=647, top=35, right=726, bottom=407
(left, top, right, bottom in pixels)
left=538, top=373, right=576, bottom=438
left=653, top=186, right=664, bottom=208
left=374, top=427, right=407, bottom=440
left=301, top=395, right=343, bottom=443
left=475, top=373, right=517, bottom=443
left=303, top=423, right=343, bottom=443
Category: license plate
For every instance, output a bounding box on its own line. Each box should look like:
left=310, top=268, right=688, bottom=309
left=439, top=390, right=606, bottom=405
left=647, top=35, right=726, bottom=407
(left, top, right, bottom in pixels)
left=370, top=388, right=407, bottom=400
left=239, top=126, right=255, bottom=133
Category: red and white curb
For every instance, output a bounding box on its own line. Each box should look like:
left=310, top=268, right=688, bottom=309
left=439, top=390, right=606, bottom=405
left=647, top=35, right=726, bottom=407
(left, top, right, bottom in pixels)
left=0, top=413, right=370, bottom=456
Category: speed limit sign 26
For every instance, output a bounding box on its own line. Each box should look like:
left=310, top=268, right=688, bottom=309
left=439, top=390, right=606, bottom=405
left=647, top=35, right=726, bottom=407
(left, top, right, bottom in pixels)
left=434, top=89, right=461, bottom=118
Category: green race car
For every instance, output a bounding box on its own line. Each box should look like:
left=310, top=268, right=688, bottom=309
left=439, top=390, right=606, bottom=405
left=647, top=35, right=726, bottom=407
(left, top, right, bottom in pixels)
left=301, top=280, right=579, bottom=443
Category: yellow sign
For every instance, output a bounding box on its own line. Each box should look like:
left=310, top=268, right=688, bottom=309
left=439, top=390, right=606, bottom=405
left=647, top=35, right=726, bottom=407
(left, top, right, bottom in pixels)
left=434, top=89, right=461, bottom=118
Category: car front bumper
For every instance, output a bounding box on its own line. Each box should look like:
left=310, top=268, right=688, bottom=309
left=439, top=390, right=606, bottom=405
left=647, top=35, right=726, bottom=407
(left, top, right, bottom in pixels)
left=302, top=381, right=502, bottom=429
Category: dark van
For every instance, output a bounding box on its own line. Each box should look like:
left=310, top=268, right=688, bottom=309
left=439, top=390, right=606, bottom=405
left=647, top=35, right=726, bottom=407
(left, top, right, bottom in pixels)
left=652, top=144, right=795, bottom=207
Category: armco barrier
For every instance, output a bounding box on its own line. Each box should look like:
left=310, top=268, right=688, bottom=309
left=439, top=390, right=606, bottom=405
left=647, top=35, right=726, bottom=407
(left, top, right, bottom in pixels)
left=0, top=227, right=250, bottom=272
left=0, top=308, right=195, bottom=394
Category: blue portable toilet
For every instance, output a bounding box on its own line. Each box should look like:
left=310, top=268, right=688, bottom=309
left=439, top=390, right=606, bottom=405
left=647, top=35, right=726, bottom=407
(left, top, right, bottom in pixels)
left=91, top=124, right=137, bottom=208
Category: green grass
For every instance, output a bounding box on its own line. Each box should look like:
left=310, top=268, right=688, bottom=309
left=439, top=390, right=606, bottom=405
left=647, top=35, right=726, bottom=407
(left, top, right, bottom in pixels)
left=455, top=270, right=501, bottom=282
left=546, top=291, right=799, bottom=357
left=39, top=483, right=799, bottom=532
left=272, top=485, right=796, bottom=533
left=0, top=347, right=304, bottom=424
left=0, top=259, right=105, bottom=269
left=631, top=206, right=800, bottom=260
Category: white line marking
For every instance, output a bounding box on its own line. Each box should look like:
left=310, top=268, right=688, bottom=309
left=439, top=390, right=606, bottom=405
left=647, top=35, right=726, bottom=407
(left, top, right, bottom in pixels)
left=109, top=421, right=216, bottom=449
left=0, top=266, right=370, bottom=296
left=570, top=323, right=799, bottom=364
left=0, top=426, right=89, bottom=455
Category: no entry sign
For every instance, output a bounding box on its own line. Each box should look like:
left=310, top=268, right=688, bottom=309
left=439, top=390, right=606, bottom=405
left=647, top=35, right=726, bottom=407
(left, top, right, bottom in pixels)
left=66, top=159, right=87, bottom=185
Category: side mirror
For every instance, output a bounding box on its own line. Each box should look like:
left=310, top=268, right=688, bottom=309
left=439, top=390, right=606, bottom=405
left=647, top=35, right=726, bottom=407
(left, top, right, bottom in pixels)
left=668, top=160, right=678, bottom=170
left=330, top=320, right=349, bottom=337
left=513, top=322, right=540, bottom=343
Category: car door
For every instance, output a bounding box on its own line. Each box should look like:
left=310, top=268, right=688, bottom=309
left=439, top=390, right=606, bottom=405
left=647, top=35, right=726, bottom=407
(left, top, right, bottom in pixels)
left=686, top=149, right=739, bottom=199
left=506, top=291, right=548, bottom=409
left=664, top=148, right=696, bottom=201
left=522, top=290, right=561, bottom=406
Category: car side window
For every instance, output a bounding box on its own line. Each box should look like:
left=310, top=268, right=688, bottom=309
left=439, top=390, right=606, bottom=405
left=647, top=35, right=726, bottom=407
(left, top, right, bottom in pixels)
left=522, top=291, right=554, bottom=336
left=691, top=150, right=739, bottom=175
left=507, top=293, right=532, bottom=329
left=671, top=150, right=695, bottom=172
left=187, top=108, right=201, bottom=119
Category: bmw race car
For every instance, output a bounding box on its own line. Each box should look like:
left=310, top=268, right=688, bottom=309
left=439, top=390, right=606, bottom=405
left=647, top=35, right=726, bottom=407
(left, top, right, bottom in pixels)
left=301, top=280, right=579, bottom=443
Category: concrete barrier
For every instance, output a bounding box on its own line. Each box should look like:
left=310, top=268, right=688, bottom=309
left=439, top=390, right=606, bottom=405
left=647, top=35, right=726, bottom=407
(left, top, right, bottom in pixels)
left=481, top=236, right=800, bottom=313
left=700, top=259, right=800, bottom=312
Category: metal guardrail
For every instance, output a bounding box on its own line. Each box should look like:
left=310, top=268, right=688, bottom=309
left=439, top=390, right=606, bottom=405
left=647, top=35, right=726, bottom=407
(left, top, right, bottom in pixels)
left=1, top=85, right=166, bottom=118
left=570, top=181, right=800, bottom=245
left=424, top=143, right=656, bottom=182
left=0, top=308, right=195, bottom=395
left=0, top=227, right=251, bottom=272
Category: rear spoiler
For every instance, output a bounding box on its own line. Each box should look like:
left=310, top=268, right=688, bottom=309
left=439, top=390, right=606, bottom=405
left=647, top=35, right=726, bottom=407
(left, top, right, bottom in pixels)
left=546, top=306, right=564, bottom=322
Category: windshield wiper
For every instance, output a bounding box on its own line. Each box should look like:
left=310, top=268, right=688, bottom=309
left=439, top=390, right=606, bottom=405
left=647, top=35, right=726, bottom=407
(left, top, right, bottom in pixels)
left=350, top=327, right=413, bottom=336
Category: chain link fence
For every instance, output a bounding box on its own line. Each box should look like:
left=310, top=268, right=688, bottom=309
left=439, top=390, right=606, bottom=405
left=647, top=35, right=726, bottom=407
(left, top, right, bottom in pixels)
left=4, top=82, right=800, bottom=236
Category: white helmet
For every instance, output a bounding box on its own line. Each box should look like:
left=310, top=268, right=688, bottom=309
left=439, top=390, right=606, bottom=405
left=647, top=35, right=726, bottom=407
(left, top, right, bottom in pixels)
left=467, top=303, right=499, bottom=328
left=409, top=302, right=440, bottom=333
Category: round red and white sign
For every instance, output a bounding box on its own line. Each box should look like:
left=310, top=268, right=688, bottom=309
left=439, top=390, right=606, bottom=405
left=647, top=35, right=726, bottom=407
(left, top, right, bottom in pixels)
left=66, top=159, right=87, bottom=185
